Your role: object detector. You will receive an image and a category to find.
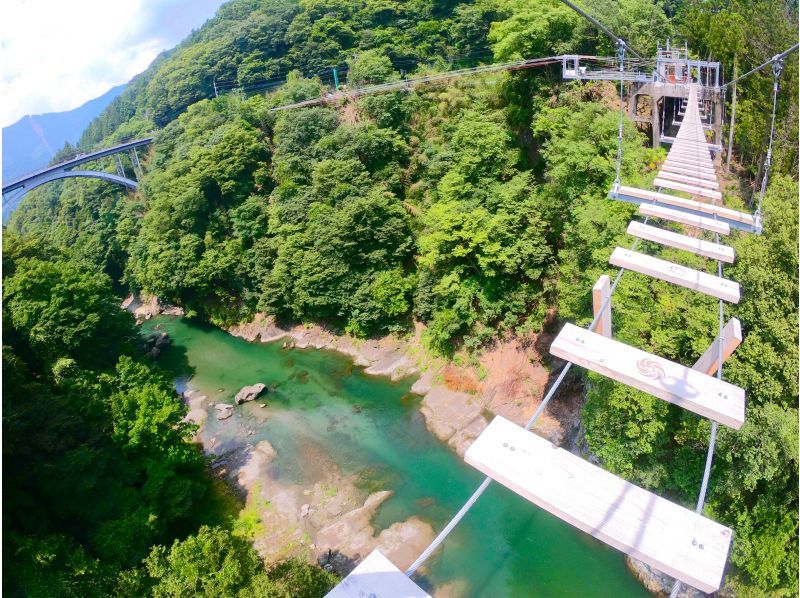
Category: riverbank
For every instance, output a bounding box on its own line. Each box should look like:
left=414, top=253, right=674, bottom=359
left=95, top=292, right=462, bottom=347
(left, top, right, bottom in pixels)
left=131, top=301, right=650, bottom=597
left=226, top=312, right=582, bottom=456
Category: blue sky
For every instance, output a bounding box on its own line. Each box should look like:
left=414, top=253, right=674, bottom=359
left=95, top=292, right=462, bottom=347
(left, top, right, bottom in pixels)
left=0, top=0, right=227, bottom=126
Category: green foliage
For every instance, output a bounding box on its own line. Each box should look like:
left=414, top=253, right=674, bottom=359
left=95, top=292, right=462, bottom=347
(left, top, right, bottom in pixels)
left=127, top=526, right=337, bottom=597
left=489, top=0, right=582, bottom=61
left=416, top=110, right=552, bottom=352
left=3, top=233, right=210, bottom=594
left=681, top=0, right=798, bottom=178
left=141, top=526, right=266, bottom=596
left=347, top=49, right=398, bottom=87
left=7, top=2, right=798, bottom=595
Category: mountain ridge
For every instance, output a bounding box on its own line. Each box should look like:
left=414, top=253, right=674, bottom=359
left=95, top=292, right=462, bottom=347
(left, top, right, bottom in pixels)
left=2, top=84, right=126, bottom=183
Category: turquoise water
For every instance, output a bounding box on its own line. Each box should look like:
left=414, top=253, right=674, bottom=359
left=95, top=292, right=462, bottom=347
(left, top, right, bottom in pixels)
left=144, top=316, right=648, bottom=597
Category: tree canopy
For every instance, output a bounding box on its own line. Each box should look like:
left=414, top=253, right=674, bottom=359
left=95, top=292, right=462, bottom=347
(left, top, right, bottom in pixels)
left=6, top=0, right=798, bottom=594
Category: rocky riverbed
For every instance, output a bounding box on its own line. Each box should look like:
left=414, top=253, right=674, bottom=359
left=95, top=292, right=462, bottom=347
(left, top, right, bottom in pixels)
left=130, top=299, right=651, bottom=597
left=227, top=312, right=579, bottom=457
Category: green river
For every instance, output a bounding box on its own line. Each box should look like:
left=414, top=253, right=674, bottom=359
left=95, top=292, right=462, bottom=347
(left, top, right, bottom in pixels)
left=144, top=316, right=648, bottom=597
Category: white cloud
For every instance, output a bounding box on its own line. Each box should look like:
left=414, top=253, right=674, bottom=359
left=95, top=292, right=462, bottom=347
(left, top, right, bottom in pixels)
left=0, top=0, right=223, bottom=126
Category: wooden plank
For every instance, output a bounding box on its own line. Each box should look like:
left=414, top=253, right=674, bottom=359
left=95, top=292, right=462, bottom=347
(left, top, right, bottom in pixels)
left=665, top=157, right=715, bottom=170
left=673, top=136, right=711, bottom=143
left=673, top=139, right=712, bottom=145
left=668, top=151, right=713, bottom=163
left=551, top=322, right=745, bottom=428
left=639, top=204, right=731, bottom=235
left=653, top=178, right=722, bottom=200
left=693, top=318, right=743, bottom=375
left=627, top=221, right=735, bottom=263
left=465, top=416, right=734, bottom=593
left=661, top=164, right=718, bottom=181
left=657, top=171, right=719, bottom=190
left=325, top=550, right=431, bottom=598
left=667, top=149, right=713, bottom=158
left=663, top=162, right=716, bottom=176
left=669, top=149, right=713, bottom=161
left=618, top=185, right=752, bottom=225
left=609, top=246, right=740, bottom=303
left=665, top=155, right=715, bottom=168
left=592, top=274, right=612, bottom=337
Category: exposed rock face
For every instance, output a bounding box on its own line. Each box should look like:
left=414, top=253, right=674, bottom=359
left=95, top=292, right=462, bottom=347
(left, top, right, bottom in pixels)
left=626, top=557, right=708, bottom=598
left=215, top=403, right=234, bottom=420
left=143, top=331, right=170, bottom=359
left=154, top=332, right=171, bottom=347
left=410, top=367, right=438, bottom=395
left=235, top=383, right=266, bottom=404
left=122, top=293, right=185, bottom=322
left=419, top=386, right=488, bottom=457
left=181, top=389, right=208, bottom=428
left=227, top=313, right=288, bottom=343
left=315, top=491, right=435, bottom=574
left=226, top=314, right=418, bottom=381
left=236, top=440, right=277, bottom=490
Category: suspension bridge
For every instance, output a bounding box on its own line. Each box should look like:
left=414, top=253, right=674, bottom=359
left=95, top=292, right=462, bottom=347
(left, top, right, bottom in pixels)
left=0, top=13, right=794, bottom=594
left=322, top=19, right=796, bottom=598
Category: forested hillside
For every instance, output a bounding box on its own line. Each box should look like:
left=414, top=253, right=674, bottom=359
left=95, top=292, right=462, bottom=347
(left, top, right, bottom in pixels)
left=5, top=0, right=798, bottom=596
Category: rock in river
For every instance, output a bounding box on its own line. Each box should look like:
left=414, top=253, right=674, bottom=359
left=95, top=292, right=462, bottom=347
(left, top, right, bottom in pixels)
left=235, top=383, right=267, bottom=404
left=215, top=403, right=234, bottom=420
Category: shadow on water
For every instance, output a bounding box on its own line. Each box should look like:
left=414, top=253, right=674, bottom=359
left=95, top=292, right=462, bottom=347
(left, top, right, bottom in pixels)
left=141, top=319, right=197, bottom=384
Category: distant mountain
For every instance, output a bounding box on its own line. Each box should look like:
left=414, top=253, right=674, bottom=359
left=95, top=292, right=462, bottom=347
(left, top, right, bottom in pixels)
left=2, top=84, right=126, bottom=183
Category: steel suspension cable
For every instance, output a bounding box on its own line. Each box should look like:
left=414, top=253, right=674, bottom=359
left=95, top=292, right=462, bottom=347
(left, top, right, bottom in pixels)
left=754, top=58, right=784, bottom=219
left=724, top=44, right=797, bottom=88
left=557, top=0, right=644, bottom=59
left=407, top=57, right=639, bottom=577
left=669, top=227, right=726, bottom=598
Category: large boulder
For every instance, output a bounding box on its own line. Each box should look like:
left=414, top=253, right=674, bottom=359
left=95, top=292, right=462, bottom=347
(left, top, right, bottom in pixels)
left=235, top=383, right=267, bottom=404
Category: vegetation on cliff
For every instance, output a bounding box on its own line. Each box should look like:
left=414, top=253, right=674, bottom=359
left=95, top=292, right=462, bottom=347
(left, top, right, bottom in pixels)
left=5, top=0, right=798, bottom=595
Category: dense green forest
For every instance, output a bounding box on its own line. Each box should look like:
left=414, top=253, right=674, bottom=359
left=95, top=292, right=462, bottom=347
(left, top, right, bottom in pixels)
left=5, top=0, right=798, bottom=595
left=2, top=232, right=337, bottom=594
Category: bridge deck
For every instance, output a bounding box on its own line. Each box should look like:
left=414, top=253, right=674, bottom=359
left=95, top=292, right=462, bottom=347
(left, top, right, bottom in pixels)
left=465, top=416, right=733, bottom=593
left=3, top=137, right=153, bottom=194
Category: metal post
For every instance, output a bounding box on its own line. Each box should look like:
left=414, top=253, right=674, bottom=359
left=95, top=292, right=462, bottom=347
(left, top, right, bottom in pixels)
left=652, top=97, right=660, bottom=146
left=114, top=154, right=125, bottom=178
left=129, top=151, right=139, bottom=180
left=130, top=148, right=144, bottom=180
left=133, top=146, right=143, bottom=177
left=726, top=54, right=738, bottom=173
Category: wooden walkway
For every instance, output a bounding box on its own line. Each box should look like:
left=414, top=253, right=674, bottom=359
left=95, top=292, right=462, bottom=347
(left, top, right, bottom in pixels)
left=328, top=84, right=755, bottom=598
left=465, top=84, right=749, bottom=594
left=325, top=550, right=431, bottom=598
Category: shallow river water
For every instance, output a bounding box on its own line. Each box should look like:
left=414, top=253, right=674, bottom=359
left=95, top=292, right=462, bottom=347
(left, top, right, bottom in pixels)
left=143, top=316, right=647, bottom=597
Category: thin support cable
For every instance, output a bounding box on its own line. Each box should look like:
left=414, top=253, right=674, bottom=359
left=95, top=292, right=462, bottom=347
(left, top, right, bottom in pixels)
left=614, top=40, right=626, bottom=189
left=405, top=477, right=492, bottom=575
left=754, top=58, right=784, bottom=220
left=406, top=204, right=656, bottom=577
left=670, top=228, right=726, bottom=598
